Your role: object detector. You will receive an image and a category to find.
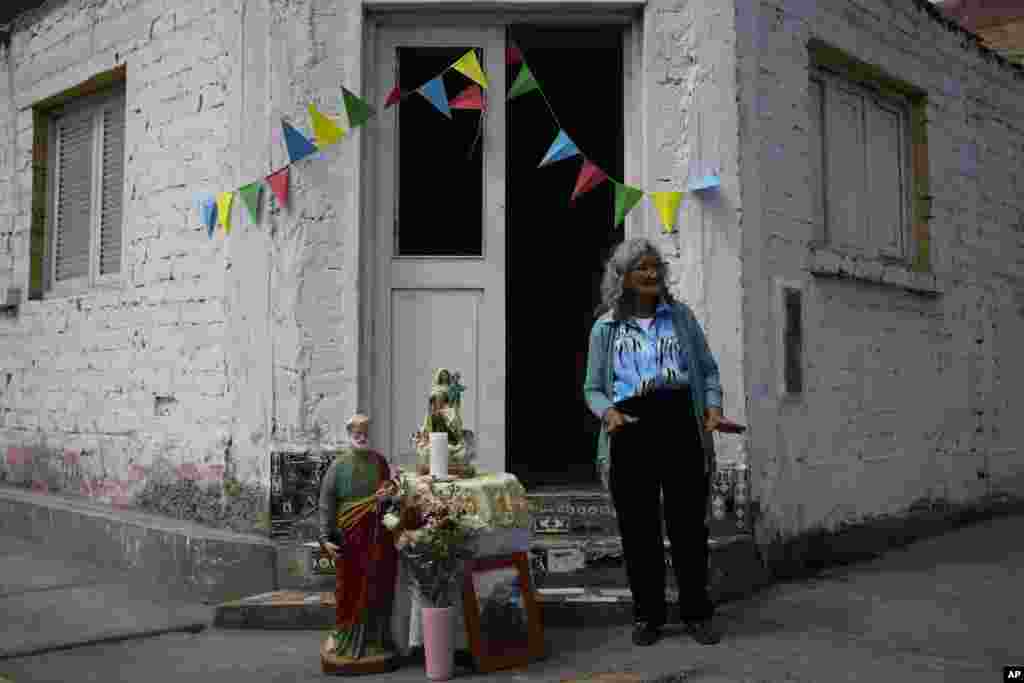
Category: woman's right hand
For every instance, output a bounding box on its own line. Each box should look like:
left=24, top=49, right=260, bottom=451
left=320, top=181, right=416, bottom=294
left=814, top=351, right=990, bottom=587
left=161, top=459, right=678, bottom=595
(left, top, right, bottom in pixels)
left=322, top=542, right=341, bottom=560
left=604, top=407, right=628, bottom=434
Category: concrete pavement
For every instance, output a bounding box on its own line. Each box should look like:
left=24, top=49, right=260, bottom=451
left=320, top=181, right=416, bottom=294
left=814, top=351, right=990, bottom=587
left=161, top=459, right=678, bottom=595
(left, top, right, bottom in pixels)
left=0, top=535, right=211, bottom=661
left=2, top=515, right=1022, bottom=682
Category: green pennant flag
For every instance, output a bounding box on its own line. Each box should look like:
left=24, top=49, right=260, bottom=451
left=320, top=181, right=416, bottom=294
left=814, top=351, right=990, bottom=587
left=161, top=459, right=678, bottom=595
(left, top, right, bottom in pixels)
left=239, top=182, right=263, bottom=224
left=613, top=181, right=644, bottom=227
left=343, top=87, right=376, bottom=128
left=508, top=64, right=539, bottom=100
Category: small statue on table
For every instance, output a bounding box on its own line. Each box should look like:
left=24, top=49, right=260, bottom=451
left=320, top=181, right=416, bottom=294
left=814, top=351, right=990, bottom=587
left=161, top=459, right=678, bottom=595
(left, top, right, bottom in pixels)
left=413, top=368, right=477, bottom=478
left=318, top=413, right=402, bottom=675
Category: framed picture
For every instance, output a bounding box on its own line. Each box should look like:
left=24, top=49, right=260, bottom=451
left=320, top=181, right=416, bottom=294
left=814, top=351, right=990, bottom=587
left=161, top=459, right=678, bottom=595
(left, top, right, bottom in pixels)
left=462, top=552, right=545, bottom=673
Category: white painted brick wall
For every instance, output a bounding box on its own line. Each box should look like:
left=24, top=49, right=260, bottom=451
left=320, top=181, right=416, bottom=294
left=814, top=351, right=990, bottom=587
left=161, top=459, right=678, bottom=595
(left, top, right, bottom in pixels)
left=739, top=0, right=1024, bottom=539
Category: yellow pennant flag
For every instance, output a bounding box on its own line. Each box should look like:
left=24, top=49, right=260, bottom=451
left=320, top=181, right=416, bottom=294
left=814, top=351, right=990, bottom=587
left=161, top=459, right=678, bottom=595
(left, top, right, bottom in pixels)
left=308, top=103, right=346, bottom=147
left=651, top=191, right=684, bottom=234
left=451, top=50, right=488, bottom=89
left=216, top=191, right=234, bottom=235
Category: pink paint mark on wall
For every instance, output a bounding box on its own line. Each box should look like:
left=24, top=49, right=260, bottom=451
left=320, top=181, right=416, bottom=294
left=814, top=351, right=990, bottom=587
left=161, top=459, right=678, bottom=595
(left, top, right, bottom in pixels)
left=111, top=494, right=132, bottom=509
left=6, top=447, right=26, bottom=466
left=177, top=463, right=201, bottom=481
left=127, top=464, right=147, bottom=481
left=31, top=480, right=48, bottom=494
left=63, top=449, right=80, bottom=466
left=202, top=464, right=225, bottom=481
left=101, top=480, right=125, bottom=497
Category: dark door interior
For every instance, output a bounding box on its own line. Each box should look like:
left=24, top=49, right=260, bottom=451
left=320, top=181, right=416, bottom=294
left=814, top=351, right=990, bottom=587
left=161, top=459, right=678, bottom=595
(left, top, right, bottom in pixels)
left=506, top=26, right=624, bottom=489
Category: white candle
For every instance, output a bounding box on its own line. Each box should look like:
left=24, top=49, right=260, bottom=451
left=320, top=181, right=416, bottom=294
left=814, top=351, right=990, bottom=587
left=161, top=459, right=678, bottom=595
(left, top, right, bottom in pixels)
left=429, top=432, right=448, bottom=478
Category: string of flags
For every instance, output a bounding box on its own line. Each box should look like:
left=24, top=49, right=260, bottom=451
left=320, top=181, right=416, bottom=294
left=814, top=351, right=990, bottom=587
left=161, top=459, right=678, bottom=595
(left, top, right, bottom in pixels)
left=195, top=42, right=719, bottom=238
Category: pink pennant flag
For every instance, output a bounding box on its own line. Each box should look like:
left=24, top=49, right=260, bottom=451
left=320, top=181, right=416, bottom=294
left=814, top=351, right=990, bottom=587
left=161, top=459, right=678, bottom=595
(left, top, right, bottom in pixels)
left=450, top=84, right=486, bottom=111
left=267, top=167, right=290, bottom=208
left=384, top=85, right=404, bottom=109
left=507, top=44, right=523, bottom=65
left=571, top=159, right=609, bottom=205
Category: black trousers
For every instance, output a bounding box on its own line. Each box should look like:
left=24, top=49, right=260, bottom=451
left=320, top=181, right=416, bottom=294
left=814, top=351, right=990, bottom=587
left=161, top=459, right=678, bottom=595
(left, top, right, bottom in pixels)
left=609, top=388, right=713, bottom=626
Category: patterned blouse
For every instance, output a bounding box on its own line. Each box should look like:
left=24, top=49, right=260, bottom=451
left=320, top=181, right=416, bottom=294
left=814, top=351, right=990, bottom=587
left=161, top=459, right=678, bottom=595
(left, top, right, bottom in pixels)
left=611, top=303, right=690, bottom=404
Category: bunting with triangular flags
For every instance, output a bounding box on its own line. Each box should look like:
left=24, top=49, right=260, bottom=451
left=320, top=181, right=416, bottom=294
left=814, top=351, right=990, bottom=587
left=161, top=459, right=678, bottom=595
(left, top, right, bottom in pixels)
left=384, top=85, right=404, bottom=109
left=267, top=168, right=290, bottom=208
left=570, top=160, right=609, bottom=205
left=239, top=182, right=263, bottom=224
left=451, top=50, right=488, bottom=89
left=342, top=87, right=375, bottom=127
left=506, top=44, right=523, bottom=66
left=308, top=104, right=346, bottom=147
left=418, top=77, right=451, bottom=118
left=539, top=129, right=580, bottom=167
left=651, top=191, right=684, bottom=233
left=282, top=121, right=319, bottom=164
left=450, top=85, right=486, bottom=111
left=216, top=191, right=234, bottom=234
left=508, top=64, right=539, bottom=100
left=197, top=194, right=217, bottom=238
left=613, top=182, right=644, bottom=227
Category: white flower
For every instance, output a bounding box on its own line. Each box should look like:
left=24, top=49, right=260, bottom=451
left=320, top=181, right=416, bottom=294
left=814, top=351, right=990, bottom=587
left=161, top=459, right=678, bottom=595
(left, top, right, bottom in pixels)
left=382, top=512, right=400, bottom=530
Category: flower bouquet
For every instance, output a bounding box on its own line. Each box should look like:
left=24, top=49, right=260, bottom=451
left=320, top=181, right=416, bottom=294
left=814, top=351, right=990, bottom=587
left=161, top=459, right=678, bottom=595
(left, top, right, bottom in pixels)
left=382, top=471, right=486, bottom=608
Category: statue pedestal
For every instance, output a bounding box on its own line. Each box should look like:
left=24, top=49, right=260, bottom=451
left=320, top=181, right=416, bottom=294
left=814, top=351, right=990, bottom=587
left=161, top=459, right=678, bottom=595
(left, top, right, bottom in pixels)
left=320, top=635, right=400, bottom=676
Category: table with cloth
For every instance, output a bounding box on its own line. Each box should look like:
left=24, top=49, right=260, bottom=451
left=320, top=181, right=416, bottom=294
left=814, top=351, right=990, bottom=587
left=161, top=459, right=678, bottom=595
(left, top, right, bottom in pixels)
left=389, top=471, right=533, bottom=654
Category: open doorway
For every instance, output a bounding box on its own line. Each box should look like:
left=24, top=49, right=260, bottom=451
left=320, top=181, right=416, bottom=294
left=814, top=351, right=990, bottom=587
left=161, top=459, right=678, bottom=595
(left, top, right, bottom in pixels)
left=506, top=25, right=624, bottom=489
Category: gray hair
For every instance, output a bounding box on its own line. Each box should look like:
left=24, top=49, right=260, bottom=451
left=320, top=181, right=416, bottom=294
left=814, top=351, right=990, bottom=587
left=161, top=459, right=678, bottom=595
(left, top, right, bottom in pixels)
left=595, top=237, right=675, bottom=320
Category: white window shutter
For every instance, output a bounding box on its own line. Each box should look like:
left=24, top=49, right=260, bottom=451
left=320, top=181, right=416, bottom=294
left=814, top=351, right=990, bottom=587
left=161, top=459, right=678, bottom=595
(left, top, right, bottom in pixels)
left=865, top=98, right=904, bottom=258
left=824, top=82, right=867, bottom=252
left=54, top=107, right=95, bottom=283
left=99, top=101, right=125, bottom=275
left=807, top=79, right=826, bottom=238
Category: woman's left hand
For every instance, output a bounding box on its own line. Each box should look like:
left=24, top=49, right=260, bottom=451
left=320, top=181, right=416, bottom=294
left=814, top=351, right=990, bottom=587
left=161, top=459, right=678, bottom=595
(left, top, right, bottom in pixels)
left=703, top=406, right=723, bottom=432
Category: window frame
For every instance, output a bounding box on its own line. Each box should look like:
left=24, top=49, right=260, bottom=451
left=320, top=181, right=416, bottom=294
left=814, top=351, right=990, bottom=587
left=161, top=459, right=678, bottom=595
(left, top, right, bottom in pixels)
left=810, top=66, right=914, bottom=264
left=43, top=85, right=126, bottom=298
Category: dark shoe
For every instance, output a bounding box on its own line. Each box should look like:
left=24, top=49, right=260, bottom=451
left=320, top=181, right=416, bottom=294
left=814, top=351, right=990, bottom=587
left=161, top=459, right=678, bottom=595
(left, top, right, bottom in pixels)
left=684, top=618, right=721, bottom=645
left=632, top=621, right=662, bottom=647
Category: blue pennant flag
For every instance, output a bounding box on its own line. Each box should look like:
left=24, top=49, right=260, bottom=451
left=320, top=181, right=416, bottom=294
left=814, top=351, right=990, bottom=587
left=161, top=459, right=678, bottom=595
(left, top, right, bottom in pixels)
left=282, top=121, right=319, bottom=164
left=687, top=174, right=721, bottom=192
left=196, top=193, right=217, bottom=237
left=418, top=77, right=451, bottom=119
left=539, top=129, right=580, bottom=167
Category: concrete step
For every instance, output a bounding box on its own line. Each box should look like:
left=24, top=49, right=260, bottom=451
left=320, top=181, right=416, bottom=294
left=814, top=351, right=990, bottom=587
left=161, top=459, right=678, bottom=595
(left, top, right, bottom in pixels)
left=219, top=534, right=766, bottom=629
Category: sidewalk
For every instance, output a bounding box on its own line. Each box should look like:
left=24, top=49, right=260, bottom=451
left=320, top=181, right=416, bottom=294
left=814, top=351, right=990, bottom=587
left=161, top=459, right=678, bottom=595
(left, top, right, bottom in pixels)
left=2, top=515, right=1021, bottom=682
left=0, top=535, right=212, bottom=660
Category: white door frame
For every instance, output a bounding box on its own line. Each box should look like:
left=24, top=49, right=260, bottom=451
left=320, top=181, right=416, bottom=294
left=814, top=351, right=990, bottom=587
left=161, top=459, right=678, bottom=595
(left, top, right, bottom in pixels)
left=359, top=10, right=645, bottom=473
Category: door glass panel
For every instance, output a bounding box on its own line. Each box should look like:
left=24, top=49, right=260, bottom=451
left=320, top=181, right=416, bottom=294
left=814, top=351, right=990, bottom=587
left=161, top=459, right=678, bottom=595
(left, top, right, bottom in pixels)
left=396, top=47, right=484, bottom=256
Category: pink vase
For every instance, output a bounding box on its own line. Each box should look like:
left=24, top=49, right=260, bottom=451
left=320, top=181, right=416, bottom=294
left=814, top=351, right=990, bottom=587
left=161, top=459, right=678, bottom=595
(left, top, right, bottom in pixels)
left=421, top=606, right=455, bottom=681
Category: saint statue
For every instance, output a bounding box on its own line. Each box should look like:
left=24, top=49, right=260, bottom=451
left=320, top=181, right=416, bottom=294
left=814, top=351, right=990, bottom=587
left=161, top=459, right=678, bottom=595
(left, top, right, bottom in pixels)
left=414, top=368, right=477, bottom=476
left=318, top=413, right=401, bottom=675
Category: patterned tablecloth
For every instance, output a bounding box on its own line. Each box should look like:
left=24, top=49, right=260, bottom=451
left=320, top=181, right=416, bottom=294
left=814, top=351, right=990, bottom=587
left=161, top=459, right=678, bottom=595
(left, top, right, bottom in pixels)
left=389, top=471, right=532, bottom=653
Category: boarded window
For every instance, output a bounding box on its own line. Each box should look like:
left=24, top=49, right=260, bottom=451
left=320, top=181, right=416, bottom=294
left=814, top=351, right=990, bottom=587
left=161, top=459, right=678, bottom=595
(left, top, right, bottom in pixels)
left=812, top=70, right=908, bottom=259
left=48, top=88, right=125, bottom=289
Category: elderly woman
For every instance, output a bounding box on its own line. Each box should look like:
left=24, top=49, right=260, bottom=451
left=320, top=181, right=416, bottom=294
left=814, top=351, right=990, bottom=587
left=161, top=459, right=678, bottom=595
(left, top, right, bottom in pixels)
left=583, top=238, right=723, bottom=647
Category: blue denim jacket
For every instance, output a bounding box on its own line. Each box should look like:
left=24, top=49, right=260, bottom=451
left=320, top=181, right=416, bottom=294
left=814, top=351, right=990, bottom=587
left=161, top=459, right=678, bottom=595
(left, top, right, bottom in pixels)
left=583, top=301, right=721, bottom=474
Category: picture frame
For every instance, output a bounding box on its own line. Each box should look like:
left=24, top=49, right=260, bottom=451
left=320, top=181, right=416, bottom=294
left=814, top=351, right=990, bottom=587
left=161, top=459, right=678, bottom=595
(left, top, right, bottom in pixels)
left=462, top=552, right=545, bottom=673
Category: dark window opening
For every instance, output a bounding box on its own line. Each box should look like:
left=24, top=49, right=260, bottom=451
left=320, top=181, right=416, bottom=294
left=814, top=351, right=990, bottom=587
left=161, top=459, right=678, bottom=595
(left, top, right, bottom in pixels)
left=396, top=47, right=484, bottom=257
left=784, top=288, right=803, bottom=395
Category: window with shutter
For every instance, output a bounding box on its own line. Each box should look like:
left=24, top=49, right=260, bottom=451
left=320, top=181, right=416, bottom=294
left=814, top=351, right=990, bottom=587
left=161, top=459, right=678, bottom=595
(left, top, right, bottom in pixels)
left=99, top=102, right=125, bottom=276
left=45, top=87, right=125, bottom=293
left=811, top=69, right=911, bottom=262
left=53, top=106, right=95, bottom=284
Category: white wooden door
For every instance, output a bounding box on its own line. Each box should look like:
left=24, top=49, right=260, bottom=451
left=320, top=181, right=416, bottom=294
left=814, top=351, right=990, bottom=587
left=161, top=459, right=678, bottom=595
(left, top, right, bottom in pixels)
left=372, top=25, right=507, bottom=474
